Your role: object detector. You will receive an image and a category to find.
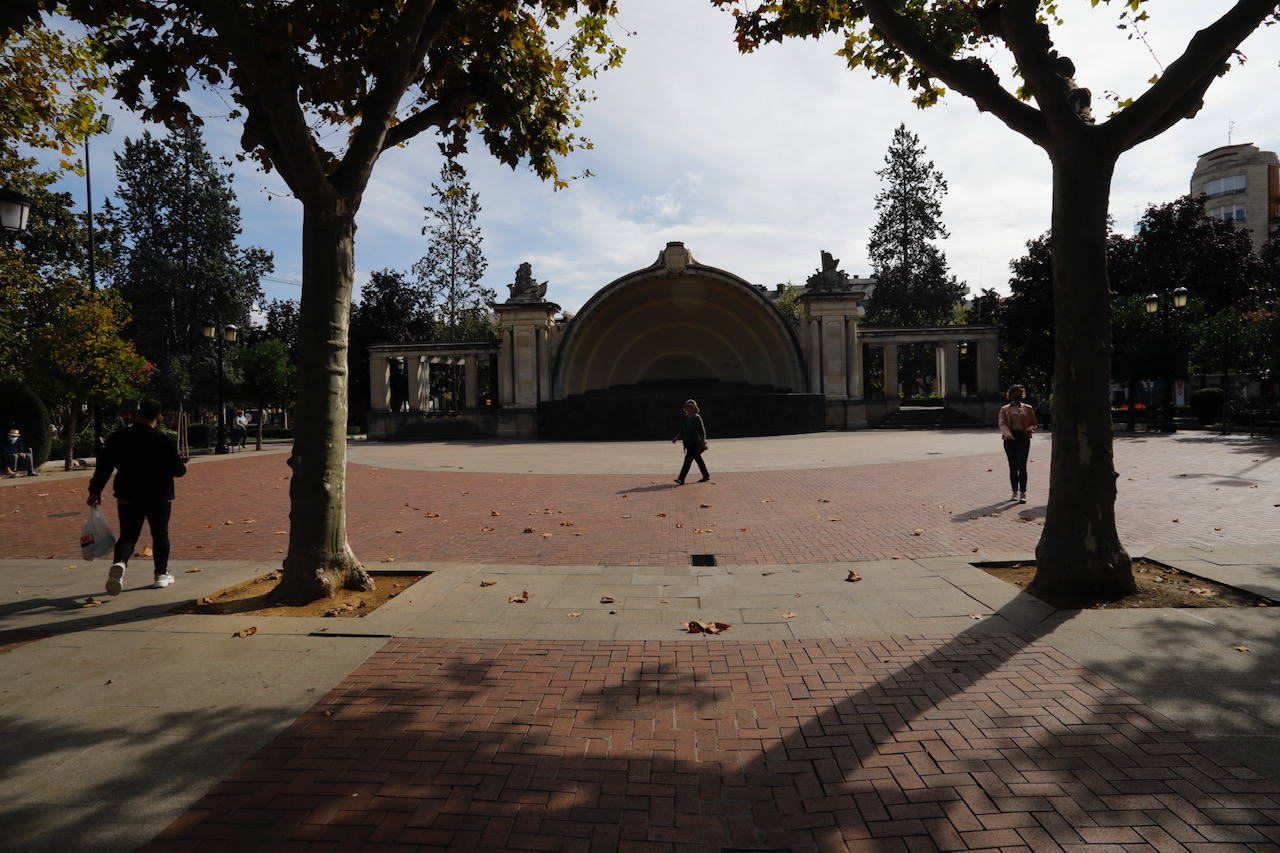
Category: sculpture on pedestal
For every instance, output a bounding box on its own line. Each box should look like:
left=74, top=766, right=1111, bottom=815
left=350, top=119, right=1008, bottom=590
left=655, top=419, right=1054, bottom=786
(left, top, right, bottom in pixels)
left=806, top=250, right=856, bottom=292
left=507, top=261, right=548, bottom=303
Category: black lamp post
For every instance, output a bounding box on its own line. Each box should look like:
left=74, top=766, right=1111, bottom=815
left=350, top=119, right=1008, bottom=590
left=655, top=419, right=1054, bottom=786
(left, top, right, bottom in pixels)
left=1144, top=286, right=1189, bottom=433
left=0, top=188, right=33, bottom=237
left=202, top=322, right=238, bottom=454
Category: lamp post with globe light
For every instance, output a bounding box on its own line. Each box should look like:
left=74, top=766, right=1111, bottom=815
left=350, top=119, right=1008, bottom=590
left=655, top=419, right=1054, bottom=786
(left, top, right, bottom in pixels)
left=1144, top=286, right=1189, bottom=433
left=202, top=322, right=238, bottom=454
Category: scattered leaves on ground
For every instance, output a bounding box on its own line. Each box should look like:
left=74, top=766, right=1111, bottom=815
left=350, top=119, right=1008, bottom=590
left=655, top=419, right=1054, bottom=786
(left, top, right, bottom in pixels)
left=480, top=526, right=495, bottom=532
left=567, top=612, right=582, bottom=617
left=539, top=532, right=553, bottom=538
left=1234, top=645, right=1251, bottom=653
left=846, top=571, right=862, bottom=582
left=509, top=590, right=530, bottom=603
left=782, top=612, right=798, bottom=619
left=381, top=556, right=396, bottom=563
left=600, top=595, right=616, bottom=603
left=686, top=620, right=731, bottom=634
left=425, top=512, right=440, bottom=518
left=490, top=509, right=501, bottom=516
left=80, top=597, right=104, bottom=607
left=185, top=567, right=203, bottom=573
left=911, top=529, right=924, bottom=536
left=655, top=512, right=667, bottom=518
left=480, top=580, right=497, bottom=587
left=523, top=527, right=534, bottom=533
left=232, top=627, right=258, bottom=638
left=659, top=599, right=671, bottom=604
left=559, top=522, right=574, bottom=527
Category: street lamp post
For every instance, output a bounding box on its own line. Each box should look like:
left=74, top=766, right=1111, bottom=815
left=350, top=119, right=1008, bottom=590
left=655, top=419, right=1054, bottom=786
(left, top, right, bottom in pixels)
left=1144, top=286, right=1189, bottom=433
left=85, top=115, right=114, bottom=453
left=202, top=322, right=239, bottom=454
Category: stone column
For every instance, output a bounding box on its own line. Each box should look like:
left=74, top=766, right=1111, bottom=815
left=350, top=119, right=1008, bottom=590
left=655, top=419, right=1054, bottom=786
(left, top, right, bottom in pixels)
left=805, top=318, right=821, bottom=392
left=406, top=356, right=429, bottom=411
left=369, top=353, right=390, bottom=411
left=941, top=342, right=961, bottom=400
left=821, top=316, right=847, bottom=398
left=513, top=328, right=537, bottom=407
left=847, top=323, right=864, bottom=399
left=464, top=356, right=479, bottom=409
left=537, top=327, right=552, bottom=402
left=498, top=331, right=514, bottom=406
left=976, top=339, right=999, bottom=396
left=883, top=343, right=900, bottom=399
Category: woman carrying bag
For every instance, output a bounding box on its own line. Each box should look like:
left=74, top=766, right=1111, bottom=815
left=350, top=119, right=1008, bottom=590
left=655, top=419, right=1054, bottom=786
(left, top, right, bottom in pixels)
left=671, top=399, right=711, bottom=485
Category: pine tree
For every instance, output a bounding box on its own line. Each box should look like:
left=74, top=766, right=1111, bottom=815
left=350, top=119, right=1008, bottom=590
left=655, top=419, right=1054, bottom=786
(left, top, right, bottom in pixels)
left=412, top=163, right=493, bottom=342
left=108, top=125, right=272, bottom=404
left=864, top=124, right=966, bottom=327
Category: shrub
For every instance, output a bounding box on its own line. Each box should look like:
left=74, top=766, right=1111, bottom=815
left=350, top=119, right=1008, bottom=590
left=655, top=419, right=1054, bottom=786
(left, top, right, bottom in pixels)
left=187, top=422, right=215, bottom=448
left=1190, top=388, right=1223, bottom=424
left=0, top=382, right=53, bottom=467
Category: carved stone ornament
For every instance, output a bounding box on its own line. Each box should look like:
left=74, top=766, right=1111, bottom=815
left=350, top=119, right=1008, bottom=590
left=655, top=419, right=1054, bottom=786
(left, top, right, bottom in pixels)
left=660, top=241, right=692, bottom=275
left=507, top=261, right=548, bottom=303
left=806, top=250, right=855, bottom=292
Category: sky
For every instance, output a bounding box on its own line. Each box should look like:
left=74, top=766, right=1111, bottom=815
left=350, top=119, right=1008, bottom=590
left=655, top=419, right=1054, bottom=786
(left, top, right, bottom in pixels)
left=47, top=2, right=1280, bottom=314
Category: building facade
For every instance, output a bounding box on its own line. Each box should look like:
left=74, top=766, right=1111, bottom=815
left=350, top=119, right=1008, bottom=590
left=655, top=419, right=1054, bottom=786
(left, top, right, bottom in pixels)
left=1190, top=143, right=1280, bottom=253
left=367, top=243, right=1001, bottom=440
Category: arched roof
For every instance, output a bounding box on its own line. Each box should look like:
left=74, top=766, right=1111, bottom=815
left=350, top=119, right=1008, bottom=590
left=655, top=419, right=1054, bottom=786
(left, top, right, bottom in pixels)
left=554, top=245, right=806, bottom=398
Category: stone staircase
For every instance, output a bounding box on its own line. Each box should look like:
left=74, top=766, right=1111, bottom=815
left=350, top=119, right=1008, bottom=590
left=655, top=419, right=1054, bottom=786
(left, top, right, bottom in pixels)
left=875, top=404, right=983, bottom=430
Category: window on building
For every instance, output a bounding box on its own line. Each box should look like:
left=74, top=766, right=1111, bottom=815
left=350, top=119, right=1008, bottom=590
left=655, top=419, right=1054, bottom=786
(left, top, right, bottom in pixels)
left=1204, top=175, right=1246, bottom=198
left=1209, top=204, right=1247, bottom=223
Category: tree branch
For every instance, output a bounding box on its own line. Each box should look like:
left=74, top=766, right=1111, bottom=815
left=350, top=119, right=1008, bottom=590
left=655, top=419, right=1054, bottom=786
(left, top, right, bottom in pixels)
left=861, top=0, right=1047, bottom=144
left=1103, top=0, right=1279, bottom=153
left=199, top=0, right=329, bottom=197
left=332, top=0, right=449, bottom=195
left=996, top=0, right=1091, bottom=136
left=380, top=84, right=480, bottom=151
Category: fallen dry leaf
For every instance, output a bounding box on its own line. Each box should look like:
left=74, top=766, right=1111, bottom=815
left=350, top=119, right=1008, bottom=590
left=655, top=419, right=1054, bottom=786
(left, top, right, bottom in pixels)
left=480, top=526, right=495, bottom=532
left=381, top=557, right=397, bottom=563
left=80, top=597, right=105, bottom=608
left=1233, top=645, right=1251, bottom=653
left=140, top=545, right=153, bottom=557
left=232, top=627, right=258, bottom=638
left=829, top=517, right=844, bottom=522
left=675, top=523, right=684, bottom=529
left=273, top=531, right=286, bottom=535
left=394, top=529, right=403, bottom=534
left=242, top=519, right=257, bottom=524
left=686, top=620, right=731, bottom=634
left=223, top=520, right=235, bottom=525
left=818, top=498, right=830, bottom=503
left=65, top=564, right=77, bottom=569
left=699, top=503, right=712, bottom=508
left=911, top=529, right=924, bottom=536
left=490, top=509, right=501, bottom=516
left=567, top=612, right=582, bottom=618
left=620, top=514, right=632, bottom=519
left=539, top=532, right=552, bottom=538
left=559, top=522, right=575, bottom=527
left=509, top=590, right=530, bottom=603
left=1172, top=519, right=1179, bottom=523
left=600, top=595, right=616, bottom=603
left=659, top=599, right=671, bottom=604
left=185, top=567, right=203, bottom=573
left=783, top=612, right=798, bottom=619
left=655, top=513, right=667, bottom=518
left=846, top=571, right=862, bottom=582
left=480, top=580, right=497, bottom=587
left=523, top=527, right=534, bottom=533
left=425, top=512, right=440, bottom=518
left=970, top=614, right=983, bottom=620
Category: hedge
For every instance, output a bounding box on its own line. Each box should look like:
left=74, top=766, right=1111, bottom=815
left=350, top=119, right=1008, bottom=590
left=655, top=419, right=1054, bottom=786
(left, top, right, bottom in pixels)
left=0, top=382, right=53, bottom=468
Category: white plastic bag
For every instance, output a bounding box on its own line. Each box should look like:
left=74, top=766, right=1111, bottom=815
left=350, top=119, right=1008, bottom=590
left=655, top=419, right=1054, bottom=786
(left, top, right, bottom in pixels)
left=80, top=508, right=116, bottom=561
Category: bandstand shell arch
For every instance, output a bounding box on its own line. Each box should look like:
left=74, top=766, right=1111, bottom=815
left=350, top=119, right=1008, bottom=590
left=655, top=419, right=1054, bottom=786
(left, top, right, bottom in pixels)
left=554, top=256, right=807, bottom=399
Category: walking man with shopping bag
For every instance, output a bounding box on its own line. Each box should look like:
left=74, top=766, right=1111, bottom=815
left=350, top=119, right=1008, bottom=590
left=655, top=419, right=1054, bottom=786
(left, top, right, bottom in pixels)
left=87, top=399, right=188, bottom=594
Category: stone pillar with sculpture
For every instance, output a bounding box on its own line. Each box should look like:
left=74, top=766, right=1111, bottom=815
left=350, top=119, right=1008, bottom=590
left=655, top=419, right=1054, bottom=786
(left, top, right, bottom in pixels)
left=798, top=251, right=876, bottom=428
left=494, top=262, right=560, bottom=437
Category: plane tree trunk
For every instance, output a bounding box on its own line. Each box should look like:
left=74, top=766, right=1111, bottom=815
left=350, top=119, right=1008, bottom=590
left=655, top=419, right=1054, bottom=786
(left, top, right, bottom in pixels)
left=1032, top=142, right=1135, bottom=598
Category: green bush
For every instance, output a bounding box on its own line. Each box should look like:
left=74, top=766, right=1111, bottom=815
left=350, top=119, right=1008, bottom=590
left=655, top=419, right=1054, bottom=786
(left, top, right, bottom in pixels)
left=1190, top=388, right=1223, bottom=424
left=261, top=427, right=293, bottom=439
left=187, top=422, right=215, bottom=448
left=0, top=382, right=53, bottom=468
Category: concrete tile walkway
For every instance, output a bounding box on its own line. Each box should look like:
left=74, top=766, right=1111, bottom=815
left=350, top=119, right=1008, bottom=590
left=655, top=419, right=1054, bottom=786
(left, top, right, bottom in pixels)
left=0, top=431, right=1276, bottom=850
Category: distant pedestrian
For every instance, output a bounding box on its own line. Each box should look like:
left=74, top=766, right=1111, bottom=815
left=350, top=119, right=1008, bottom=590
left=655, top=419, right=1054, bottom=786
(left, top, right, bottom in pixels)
left=671, top=399, right=710, bottom=485
left=998, top=384, right=1037, bottom=504
left=3, top=428, right=37, bottom=477
left=87, top=399, right=188, bottom=594
left=233, top=409, right=249, bottom=449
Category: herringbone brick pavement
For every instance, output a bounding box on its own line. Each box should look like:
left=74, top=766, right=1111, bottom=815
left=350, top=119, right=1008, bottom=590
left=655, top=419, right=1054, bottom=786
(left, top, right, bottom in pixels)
left=142, top=636, right=1280, bottom=852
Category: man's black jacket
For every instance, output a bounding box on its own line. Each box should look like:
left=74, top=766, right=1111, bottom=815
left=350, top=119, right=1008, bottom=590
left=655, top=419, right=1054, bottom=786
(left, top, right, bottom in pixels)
left=89, top=424, right=187, bottom=502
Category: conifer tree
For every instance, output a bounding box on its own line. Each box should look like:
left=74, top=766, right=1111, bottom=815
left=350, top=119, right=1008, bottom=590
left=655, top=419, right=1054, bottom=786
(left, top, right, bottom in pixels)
left=864, top=123, right=966, bottom=327
left=412, top=163, right=493, bottom=342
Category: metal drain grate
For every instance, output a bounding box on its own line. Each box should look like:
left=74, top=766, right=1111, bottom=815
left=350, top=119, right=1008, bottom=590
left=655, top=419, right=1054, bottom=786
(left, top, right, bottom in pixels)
left=690, top=554, right=717, bottom=566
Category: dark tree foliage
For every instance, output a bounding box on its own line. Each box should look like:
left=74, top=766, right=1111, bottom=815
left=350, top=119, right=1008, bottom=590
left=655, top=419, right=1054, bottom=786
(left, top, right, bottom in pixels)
left=107, top=125, right=271, bottom=405
left=260, top=298, right=301, bottom=364
left=348, top=269, right=437, bottom=427
left=864, top=123, right=966, bottom=327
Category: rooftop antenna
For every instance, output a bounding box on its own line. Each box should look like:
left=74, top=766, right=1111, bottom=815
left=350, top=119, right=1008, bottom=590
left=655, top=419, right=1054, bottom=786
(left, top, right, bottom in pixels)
left=1228, top=118, right=1238, bottom=145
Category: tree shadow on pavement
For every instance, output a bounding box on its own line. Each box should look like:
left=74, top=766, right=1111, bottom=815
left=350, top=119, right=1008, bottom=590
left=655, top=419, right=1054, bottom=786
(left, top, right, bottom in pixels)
left=134, top=592, right=1280, bottom=851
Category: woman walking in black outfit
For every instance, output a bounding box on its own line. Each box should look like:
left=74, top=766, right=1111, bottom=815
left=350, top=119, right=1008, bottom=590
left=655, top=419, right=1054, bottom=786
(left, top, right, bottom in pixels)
left=671, top=399, right=710, bottom=485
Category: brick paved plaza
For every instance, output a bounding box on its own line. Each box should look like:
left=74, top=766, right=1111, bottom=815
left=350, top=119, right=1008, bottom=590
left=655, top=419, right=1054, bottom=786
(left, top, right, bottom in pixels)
left=1, top=430, right=1278, bottom=851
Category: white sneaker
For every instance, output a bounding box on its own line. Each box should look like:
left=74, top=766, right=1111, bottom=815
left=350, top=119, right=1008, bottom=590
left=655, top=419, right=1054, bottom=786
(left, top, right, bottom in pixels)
left=1009, top=492, right=1019, bottom=502
left=151, top=573, right=175, bottom=589
left=1018, top=492, right=1027, bottom=504
left=106, top=562, right=126, bottom=595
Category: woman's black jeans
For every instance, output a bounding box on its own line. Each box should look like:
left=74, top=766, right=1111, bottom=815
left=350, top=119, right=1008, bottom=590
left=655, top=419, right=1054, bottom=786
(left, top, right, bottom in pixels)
left=1003, top=432, right=1031, bottom=492
left=677, top=443, right=709, bottom=482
